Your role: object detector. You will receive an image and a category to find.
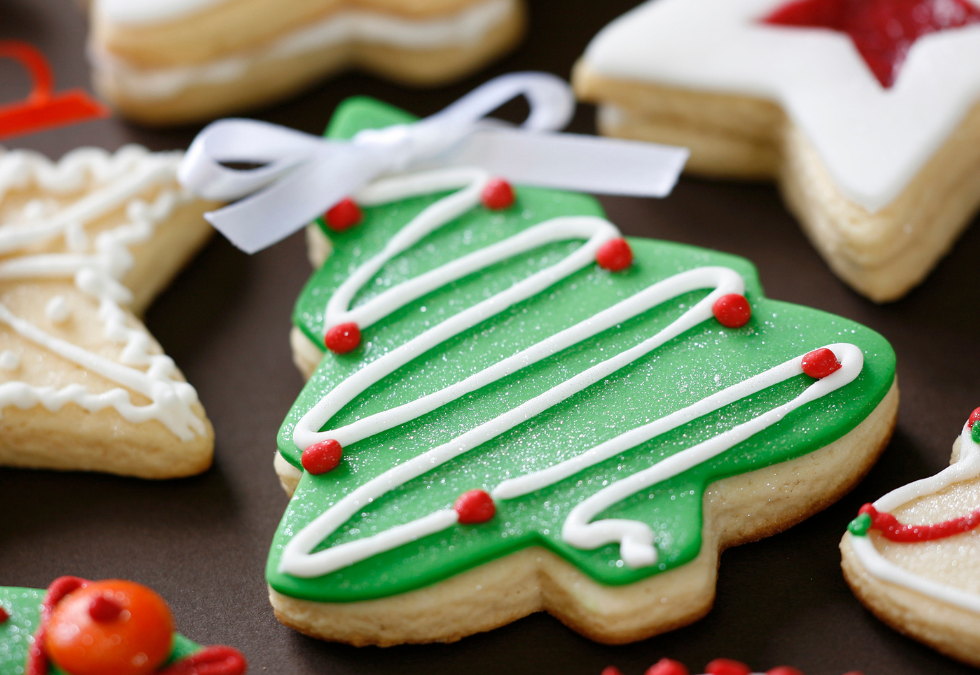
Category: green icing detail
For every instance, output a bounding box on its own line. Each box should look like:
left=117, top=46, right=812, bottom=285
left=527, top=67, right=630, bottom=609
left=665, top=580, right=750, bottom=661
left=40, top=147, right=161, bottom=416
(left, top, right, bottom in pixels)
left=0, top=587, right=199, bottom=675
left=848, top=512, right=873, bottom=537
left=268, top=97, right=897, bottom=603
left=972, top=424, right=980, bottom=445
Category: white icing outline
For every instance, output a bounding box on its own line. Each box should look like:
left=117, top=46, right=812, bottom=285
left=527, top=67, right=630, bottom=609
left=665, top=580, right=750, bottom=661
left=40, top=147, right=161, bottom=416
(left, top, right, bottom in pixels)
left=849, top=424, right=980, bottom=614
left=0, top=146, right=205, bottom=440
left=90, top=0, right=514, bottom=100
left=278, top=167, right=864, bottom=578
left=582, top=0, right=980, bottom=212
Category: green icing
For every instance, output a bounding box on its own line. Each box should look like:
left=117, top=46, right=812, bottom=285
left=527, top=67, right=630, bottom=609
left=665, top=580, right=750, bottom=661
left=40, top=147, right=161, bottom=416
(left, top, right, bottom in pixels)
left=0, top=587, right=199, bottom=675
left=848, top=512, right=873, bottom=537
left=267, top=98, right=896, bottom=603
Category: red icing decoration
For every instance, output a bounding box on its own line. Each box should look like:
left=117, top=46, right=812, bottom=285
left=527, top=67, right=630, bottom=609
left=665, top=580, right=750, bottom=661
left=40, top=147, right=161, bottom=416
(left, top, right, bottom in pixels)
left=646, top=658, right=690, bottom=675
left=763, top=0, right=980, bottom=88
left=968, top=406, right=980, bottom=428
left=325, top=322, right=361, bottom=354
left=0, top=42, right=109, bottom=141
left=45, top=580, right=174, bottom=675
left=0, top=606, right=8, bottom=624
left=705, top=659, right=752, bottom=675
left=712, top=294, right=751, bottom=328
left=27, top=576, right=88, bottom=675
left=596, top=238, right=634, bottom=272
left=480, top=178, right=516, bottom=210
left=88, top=596, right=123, bottom=623
left=767, top=668, right=806, bottom=675
left=159, top=646, right=248, bottom=675
left=801, top=348, right=842, bottom=379
left=859, top=502, right=980, bottom=542
left=454, top=490, right=496, bottom=524
left=302, top=440, right=343, bottom=475
left=601, top=668, right=625, bottom=675
left=325, top=198, right=363, bottom=232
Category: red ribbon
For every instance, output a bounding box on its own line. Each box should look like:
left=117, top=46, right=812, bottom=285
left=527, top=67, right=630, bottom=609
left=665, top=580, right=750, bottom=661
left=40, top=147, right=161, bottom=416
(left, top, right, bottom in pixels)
left=859, top=503, right=980, bottom=542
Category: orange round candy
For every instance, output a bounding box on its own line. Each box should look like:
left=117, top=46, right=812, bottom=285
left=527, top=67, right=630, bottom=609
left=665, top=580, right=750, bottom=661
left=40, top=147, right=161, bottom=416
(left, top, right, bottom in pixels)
left=44, top=580, right=174, bottom=675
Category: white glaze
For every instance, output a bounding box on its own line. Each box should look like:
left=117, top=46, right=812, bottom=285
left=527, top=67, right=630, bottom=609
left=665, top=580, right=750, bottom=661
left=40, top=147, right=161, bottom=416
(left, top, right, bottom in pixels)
left=583, top=0, right=980, bottom=212
left=0, top=147, right=205, bottom=440
left=278, top=167, right=864, bottom=577
left=850, top=425, right=980, bottom=614
left=45, top=296, right=70, bottom=324
left=90, top=0, right=514, bottom=100
left=0, top=350, right=19, bottom=371
left=98, top=0, right=227, bottom=25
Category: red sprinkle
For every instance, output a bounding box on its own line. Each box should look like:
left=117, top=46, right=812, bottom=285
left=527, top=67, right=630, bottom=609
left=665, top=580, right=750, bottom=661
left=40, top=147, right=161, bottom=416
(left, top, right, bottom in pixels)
left=159, top=645, right=247, bottom=675
left=325, top=322, right=361, bottom=354
left=596, top=238, right=634, bottom=272
left=646, top=658, right=689, bottom=675
left=712, top=294, right=751, bottom=328
left=481, top=178, right=515, bottom=210
left=969, top=407, right=980, bottom=428
left=88, top=595, right=123, bottom=623
left=601, top=668, right=625, bottom=675
left=27, top=576, right=88, bottom=675
left=767, top=668, right=806, bottom=675
left=454, top=490, right=496, bottom=524
left=302, top=440, right=343, bottom=475
left=859, top=502, right=980, bottom=542
left=801, top=348, right=842, bottom=379
left=0, top=606, right=8, bottom=624
left=705, top=659, right=752, bottom=675
left=325, top=198, right=362, bottom=232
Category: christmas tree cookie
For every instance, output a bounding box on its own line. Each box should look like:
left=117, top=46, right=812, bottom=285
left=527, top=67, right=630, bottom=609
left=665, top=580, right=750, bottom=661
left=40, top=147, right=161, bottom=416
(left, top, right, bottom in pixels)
left=266, top=98, right=899, bottom=645
left=0, top=577, right=246, bottom=675
left=842, top=407, right=980, bottom=667
left=0, top=145, right=216, bottom=478
left=574, top=0, right=980, bottom=302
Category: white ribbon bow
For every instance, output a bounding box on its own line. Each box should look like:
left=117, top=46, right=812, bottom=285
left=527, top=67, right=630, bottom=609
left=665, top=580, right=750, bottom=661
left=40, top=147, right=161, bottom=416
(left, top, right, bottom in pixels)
left=178, top=72, right=689, bottom=254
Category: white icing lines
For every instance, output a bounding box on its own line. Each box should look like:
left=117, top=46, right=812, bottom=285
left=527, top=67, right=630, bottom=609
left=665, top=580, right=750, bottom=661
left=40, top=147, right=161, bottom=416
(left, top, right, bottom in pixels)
left=850, top=425, right=980, bottom=615
left=279, top=167, right=865, bottom=577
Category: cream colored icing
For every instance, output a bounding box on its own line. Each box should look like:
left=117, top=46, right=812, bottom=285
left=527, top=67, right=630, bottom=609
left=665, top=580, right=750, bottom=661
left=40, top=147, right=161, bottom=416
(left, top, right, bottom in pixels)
left=0, top=146, right=206, bottom=440
left=582, top=0, right=980, bottom=212
left=90, top=0, right=514, bottom=100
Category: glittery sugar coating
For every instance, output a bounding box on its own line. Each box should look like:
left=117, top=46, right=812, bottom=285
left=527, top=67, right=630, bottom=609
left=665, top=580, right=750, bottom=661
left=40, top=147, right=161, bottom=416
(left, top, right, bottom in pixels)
left=267, top=98, right=896, bottom=603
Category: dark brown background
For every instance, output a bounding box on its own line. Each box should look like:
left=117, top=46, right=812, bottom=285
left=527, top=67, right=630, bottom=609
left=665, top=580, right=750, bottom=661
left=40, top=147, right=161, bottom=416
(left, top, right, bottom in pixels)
left=2, top=1, right=979, bottom=673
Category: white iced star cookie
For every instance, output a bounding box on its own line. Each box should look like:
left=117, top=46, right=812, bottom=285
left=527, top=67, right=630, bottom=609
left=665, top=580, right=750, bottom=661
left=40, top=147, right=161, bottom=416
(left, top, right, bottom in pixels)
left=87, top=0, right=526, bottom=125
left=842, top=407, right=980, bottom=667
left=0, top=145, right=217, bottom=478
left=574, top=0, right=980, bottom=302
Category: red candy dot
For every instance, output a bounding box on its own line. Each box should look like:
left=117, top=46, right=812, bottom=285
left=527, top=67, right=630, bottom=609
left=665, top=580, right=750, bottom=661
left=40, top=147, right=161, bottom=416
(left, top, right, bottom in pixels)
left=454, top=490, right=496, bottom=524
left=325, top=322, right=361, bottom=354
left=325, top=197, right=362, bottom=232
left=969, top=407, right=980, bottom=428
left=646, top=658, right=689, bottom=675
left=0, top=606, right=8, bottom=624
left=601, top=668, right=625, bottom=675
left=801, top=348, right=842, bottom=379
left=88, top=596, right=123, bottom=623
left=712, top=294, right=751, bottom=328
left=705, top=659, right=752, bottom=675
left=159, top=645, right=247, bottom=675
left=596, top=238, right=633, bottom=272
left=767, top=668, right=806, bottom=675
left=481, top=178, right=515, bottom=210
left=302, top=440, right=343, bottom=475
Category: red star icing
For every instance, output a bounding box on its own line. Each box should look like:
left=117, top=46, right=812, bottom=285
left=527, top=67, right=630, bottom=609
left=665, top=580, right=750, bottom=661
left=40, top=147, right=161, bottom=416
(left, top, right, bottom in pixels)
left=764, top=0, right=980, bottom=87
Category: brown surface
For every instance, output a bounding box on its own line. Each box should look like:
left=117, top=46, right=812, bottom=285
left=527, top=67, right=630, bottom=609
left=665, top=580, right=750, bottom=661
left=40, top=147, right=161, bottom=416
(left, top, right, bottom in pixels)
left=1, top=1, right=979, bottom=674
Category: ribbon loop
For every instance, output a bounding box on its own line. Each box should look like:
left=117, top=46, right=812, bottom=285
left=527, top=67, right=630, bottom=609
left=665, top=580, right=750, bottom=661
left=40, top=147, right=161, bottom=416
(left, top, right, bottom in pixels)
left=178, top=72, right=689, bottom=254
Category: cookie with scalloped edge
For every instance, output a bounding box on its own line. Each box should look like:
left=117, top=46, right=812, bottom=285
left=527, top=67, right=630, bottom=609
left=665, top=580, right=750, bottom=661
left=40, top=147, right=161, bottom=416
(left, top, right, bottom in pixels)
left=266, top=97, right=898, bottom=646
left=574, top=0, right=980, bottom=302
left=88, top=0, right=525, bottom=125
left=0, top=145, right=216, bottom=478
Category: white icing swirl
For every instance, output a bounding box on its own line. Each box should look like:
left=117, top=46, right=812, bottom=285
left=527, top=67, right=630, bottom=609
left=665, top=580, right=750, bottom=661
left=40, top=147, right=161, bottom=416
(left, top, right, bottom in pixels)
left=0, top=146, right=205, bottom=440
left=277, top=168, right=863, bottom=577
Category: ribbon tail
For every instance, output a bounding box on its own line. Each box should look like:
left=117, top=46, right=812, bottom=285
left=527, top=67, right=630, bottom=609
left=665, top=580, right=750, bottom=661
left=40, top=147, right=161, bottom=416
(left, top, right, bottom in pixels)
left=432, top=127, right=689, bottom=198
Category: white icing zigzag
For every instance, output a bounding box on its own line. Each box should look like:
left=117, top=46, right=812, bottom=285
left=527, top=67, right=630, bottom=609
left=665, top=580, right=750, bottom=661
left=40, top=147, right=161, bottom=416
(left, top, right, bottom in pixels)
left=0, top=145, right=206, bottom=440
left=278, top=168, right=863, bottom=578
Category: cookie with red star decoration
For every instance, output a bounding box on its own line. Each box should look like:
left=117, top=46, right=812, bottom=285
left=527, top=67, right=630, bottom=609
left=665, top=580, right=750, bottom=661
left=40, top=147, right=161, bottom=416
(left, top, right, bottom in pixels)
left=574, top=0, right=980, bottom=302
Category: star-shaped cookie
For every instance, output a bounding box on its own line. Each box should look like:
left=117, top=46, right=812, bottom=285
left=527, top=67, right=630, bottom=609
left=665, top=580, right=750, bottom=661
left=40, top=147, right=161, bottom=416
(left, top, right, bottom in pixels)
left=88, top=0, right=526, bottom=125
left=574, top=0, right=980, bottom=302
left=0, top=145, right=216, bottom=478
